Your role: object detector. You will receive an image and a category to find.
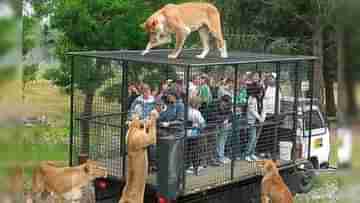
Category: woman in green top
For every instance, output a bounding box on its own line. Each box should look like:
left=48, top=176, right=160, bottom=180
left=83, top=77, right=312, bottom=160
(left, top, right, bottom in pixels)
left=198, top=75, right=213, bottom=105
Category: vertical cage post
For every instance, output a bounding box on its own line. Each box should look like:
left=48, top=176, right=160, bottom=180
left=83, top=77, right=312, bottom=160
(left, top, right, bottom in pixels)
left=121, top=60, right=129, bottom=177
left=292, top=62, right=299, bottom=161
left=273, top=62, right=281, bottom=159
left=69, top=55, right=75, bottom=166
left=165, top=64, right=169, bottom=80
left=231, top=65, right=239, bottom=180
left=182, top=65, right=191, bottom=193
left=307, top=61, right=315, bottom=160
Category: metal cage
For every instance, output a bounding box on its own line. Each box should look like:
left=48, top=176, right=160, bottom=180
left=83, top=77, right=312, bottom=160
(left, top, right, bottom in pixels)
left=67, top=49, right=316, bottom=198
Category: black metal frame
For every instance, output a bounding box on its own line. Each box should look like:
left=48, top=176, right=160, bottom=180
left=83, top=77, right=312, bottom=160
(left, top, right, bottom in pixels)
left=69, top=55, right=75, bottom=166
left=308, top=61, right=315, bottom=160
left=120, top=61, right=128, bottom=177
left=67, top=49, right=317, bottom=197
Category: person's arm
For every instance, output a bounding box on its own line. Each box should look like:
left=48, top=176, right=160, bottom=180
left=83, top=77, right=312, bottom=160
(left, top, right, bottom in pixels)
left=197, top=110, right=206, bottom=129
left=158, top=107, right=169, bottom=122
left=128, top=97, right=140, bottom=120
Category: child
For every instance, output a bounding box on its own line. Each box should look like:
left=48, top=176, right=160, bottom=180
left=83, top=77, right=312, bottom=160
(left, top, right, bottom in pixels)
left=232, top=78, right=248, bottom=160
left=186, top=96, right=206, bottom=175
left=215, top=95, right=232, bottom=165
left=245, top=81, right=265, bottom=162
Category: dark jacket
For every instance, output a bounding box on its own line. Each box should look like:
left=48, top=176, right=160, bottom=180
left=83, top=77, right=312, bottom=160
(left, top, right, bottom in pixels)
left=215, top=99, right=232, bottom=126
left=158, top=100, right=185, bottom=122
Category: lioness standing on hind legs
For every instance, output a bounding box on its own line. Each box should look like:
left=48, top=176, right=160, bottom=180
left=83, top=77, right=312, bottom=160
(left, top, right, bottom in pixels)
left=141, top=2, right=228, bottom=59
left=119, top=112, right=157, bottom=203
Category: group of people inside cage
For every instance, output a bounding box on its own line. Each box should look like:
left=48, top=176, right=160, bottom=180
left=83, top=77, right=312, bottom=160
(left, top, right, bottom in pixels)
left=127, top=71, right=281, bottom=176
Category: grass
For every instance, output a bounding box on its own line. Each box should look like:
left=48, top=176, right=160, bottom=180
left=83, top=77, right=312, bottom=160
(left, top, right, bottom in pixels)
left=24, top=80, right=69, bottom=127
left=294, top=121, right=340, bottom=203
left=0, top=80, right=69, bottom=191
left=295, top=122, right=360, bottom=203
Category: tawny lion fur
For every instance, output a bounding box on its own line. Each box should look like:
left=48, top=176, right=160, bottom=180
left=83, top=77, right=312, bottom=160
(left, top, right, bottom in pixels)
left=119, top=113, right=157, bottom=203
left=256, top=160, right=294, bottom=203
left=1, top=165, right=25, bottom=203
left=141, top=2, right=228, bottom=59
left=32, top=160, right=107, bottom=203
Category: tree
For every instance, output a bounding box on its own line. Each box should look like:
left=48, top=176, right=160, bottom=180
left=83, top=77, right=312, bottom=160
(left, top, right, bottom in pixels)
left=257, top=0, right=339, bottom=115
left=22, top=64, right=39, bottom=102
left=335, top=0, right=360, bottom=119
left=41, top=0, right=158, bottom=156
left=22, top=15, right=40, bottom=103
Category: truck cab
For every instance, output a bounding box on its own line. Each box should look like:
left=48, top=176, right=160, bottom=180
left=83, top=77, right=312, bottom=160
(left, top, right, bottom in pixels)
left=281, top=96, right=331, bottom=169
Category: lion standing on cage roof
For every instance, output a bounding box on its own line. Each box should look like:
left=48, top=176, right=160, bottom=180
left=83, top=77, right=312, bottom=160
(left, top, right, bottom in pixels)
left=119, top=112, right=157, bottom=203
left=141, top=2, right=228, bottom=59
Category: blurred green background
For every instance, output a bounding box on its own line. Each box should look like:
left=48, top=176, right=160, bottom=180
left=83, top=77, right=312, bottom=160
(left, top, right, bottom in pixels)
left=0, top=0, right=360, bottom=201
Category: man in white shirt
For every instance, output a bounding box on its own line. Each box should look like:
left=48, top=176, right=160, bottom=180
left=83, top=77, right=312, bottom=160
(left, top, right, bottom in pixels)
left=262, top=74, right=281, bottom=119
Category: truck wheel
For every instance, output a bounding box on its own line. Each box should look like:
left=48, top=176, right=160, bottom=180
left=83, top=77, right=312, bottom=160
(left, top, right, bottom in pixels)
left=320, top=162, right=329, bottom=169
left=310, top=157, right=319, bottom=169
left=297, top=170, right=314, bottom=194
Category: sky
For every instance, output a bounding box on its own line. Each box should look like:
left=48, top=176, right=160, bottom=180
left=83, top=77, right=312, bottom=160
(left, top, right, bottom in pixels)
left=0, top=1, right=13, bottom=18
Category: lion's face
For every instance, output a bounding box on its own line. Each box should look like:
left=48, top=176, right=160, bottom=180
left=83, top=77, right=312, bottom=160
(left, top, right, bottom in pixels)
left=256, top=159, right=280, bottom=175
left=141, top=16, right=167, bottom=43
left=83, top=160, right=107, bottom=179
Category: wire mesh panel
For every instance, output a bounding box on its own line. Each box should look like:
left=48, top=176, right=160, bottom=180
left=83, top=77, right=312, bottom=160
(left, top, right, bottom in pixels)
left=69, top=49, right=317, bottom=198
left=71, top=56, right=124, bottom=177
left=183, top=66, right=236, bottom=193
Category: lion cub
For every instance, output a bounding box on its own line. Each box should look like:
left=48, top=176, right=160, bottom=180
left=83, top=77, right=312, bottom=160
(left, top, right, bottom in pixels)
left=256, top=160, right=293, bottom=203
left=141, top=2, right=228, bottom=59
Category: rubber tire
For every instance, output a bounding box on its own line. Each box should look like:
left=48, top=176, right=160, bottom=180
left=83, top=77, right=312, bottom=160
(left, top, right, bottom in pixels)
left=310, top=157, right=319, bottom=169
left=297, top=170, right=314, bottom=194
left=320, top=162, right=329, bottom=169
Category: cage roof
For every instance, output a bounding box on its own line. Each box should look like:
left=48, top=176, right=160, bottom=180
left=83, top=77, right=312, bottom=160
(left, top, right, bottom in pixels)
left=67, top=49, right=317, bottom=67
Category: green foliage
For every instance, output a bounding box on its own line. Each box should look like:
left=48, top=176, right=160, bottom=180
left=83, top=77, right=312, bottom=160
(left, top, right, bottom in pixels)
left=266, top=37, right=306, bottom=55
left=23, top=15, right=40, bottom=56
left=0, top=66, right=19, bottom=87
left=0, top=125, right=67, bottom=163
left=0, top=19, right=17, bottom=57
left=43, top=61, right=71, bottom=94
left=35, top=126, right=69, bottom=144
left=9, top=0, right=22, bottom=17
left=22, top=14, right=40, bottom=94
left=100, top=83, right=122, bottom=103
left=52, top=0, right=150, bottom=50
left=23, top=64, right=39, bottom=88
left=43, top=0, right=165, bottom=96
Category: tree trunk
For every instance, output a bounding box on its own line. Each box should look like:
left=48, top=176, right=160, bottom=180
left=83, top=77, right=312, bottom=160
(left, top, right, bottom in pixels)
left=323, top=28, right=337, bottom=117
left=80, top=92, right=94, bottom=155
left=324, top=79, right=336, bottom=116
left=336, top=25, right=357, bottom=123
left=312, top=25, right=325, bottom=111
left=343, top=29, right=357, bottom=117
left=337, top=26, right=347, bottom=125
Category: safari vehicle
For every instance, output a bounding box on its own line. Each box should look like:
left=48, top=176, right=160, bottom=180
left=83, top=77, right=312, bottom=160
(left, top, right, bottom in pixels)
left=67, top=49, right=319, bottom=203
